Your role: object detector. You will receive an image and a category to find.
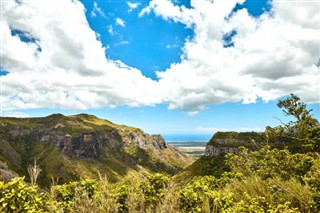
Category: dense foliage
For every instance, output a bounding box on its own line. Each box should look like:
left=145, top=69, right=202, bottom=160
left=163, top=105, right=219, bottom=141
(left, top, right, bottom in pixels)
left=266, top=94, right=319, bottom=152
left=1, top=94, right=319, bottom=212
left=1, top=146, right=319, bottom=212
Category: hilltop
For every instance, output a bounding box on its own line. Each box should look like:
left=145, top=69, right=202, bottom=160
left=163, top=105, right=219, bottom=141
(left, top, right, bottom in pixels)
left=0, top=114, right=193, bottom=186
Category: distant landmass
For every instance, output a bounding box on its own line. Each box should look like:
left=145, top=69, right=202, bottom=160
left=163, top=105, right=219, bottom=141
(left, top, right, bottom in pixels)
left=163, top=134, right=211, bottom=158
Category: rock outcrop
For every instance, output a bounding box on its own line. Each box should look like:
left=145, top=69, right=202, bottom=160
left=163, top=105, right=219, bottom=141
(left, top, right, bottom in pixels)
left=150, top=134, right=167, bottom=150
left=204, top=131, right=265, bottom=157
left=61, top=132, right=102, bottom=158
left=204, top=146, right=238, bottom=157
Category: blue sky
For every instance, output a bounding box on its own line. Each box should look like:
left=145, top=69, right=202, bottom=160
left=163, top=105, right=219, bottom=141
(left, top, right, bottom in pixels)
left=1, top=0, right=319, bottom=138
left=82, top=0, right=194, bottom=80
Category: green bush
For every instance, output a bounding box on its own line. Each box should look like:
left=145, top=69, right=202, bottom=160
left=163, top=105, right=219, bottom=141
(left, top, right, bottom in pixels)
left=0, top=177, right=46, bottom=212
left=225, top=146, right=315, bottom=181
left=53, top=179, right=98, bottom=203
left=140, top=173, right=170, bottom=208
left=178, top=176, right=220, bottom=212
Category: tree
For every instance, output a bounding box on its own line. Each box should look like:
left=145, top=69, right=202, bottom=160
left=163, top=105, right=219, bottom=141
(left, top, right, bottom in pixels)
left=265, top=94, right=319, bottom=151
left=277, top=94, right=318, bottom=139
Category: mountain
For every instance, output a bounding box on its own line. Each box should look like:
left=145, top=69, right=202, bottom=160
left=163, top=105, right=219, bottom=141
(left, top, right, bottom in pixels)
left=174, top=131, right=266, bottom=181
left=204, top=131, right=266, bottom=157
left=0, top=114, right=193, bottom=186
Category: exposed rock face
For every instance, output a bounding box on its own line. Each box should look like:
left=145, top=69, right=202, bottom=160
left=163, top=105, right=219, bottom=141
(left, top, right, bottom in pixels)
left=126, top=132, right=147, bottom=149
left=213, top=138, right=248, bottom=144
left=119, top=131, right=168, bottom=151
left=204, top=145, right=237, bottom=157
left=150, top=134, right=167, bottom=150
left=61, top=132, right=101, bottom=158
left=5, top=128, right=171, bottom=159
left=204, top=131, right=265, bottom=157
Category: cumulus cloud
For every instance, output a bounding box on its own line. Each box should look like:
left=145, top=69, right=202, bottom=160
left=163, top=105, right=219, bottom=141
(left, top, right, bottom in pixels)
left=1, top=0, right=319, bottom=115
left=1, top=0, right=161, bottom=112
left=141, top=0, right=320, bottom=112
left=91, top=2, right=105, bottom=18
left=115, top=17, right=125, bottom=27
left=127, top=2, right=140, bottom=12
left=139, top=0, right=196, bottom=28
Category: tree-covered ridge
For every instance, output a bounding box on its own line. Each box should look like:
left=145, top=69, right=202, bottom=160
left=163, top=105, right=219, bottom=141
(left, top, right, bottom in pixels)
left=1, top=94, right=319, bottom=212
left=204, top=94, right=319, bottom=157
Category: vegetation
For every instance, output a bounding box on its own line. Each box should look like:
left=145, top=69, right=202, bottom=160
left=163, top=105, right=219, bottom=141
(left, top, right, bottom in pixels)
left=0, top=94, right=319, bottom=212
left=0, top=113, right=192, bottom=187
left=266, top=94, right=319, bottom=151
left=1, top=145, right=319, bottom=212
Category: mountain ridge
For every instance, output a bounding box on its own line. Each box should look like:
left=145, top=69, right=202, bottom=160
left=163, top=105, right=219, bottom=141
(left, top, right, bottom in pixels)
left=0, top=114, right=193, bottom=186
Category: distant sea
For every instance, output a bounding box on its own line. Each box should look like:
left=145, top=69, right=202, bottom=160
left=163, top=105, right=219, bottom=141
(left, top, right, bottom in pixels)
left=163, top=134, right=212, bottom=158
left=162, top=134, right=212, bottom=142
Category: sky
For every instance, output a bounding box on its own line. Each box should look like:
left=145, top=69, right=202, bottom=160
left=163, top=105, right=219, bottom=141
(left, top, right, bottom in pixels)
left=0, top=0, right=319, bottom=138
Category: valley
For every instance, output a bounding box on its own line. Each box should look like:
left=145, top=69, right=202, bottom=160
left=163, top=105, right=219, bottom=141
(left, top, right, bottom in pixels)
left=167, top=141, right=207, bottom=159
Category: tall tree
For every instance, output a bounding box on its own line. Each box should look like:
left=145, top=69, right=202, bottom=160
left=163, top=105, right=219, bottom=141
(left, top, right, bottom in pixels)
left=277, top=94, right=318, bottom=139
left=266, top=94, right=319, bottom=151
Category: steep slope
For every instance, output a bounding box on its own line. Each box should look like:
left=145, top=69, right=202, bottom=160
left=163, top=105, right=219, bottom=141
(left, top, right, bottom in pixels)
left=174, top=131, right=266, bottom=182
left=0, top=114, right=193, bottom=186
left=204, top=131, right=266, bottom=157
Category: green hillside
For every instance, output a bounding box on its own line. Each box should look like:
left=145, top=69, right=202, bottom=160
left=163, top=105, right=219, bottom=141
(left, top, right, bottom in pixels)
left=0, top=114, right=193, bottom=187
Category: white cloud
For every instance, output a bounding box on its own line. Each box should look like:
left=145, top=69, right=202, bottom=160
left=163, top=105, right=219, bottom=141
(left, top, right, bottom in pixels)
left=127, top=2, right=140, bottom=12
left=139, top=0, right=196, bottom=28
left=115, top=17, right=125, bottom=27
left=118, top=41, right=130, bottom=45
left=141, top=0, right=320, bottom=112
left=1, top=0, right=319, bottom=115
left=107, top=25, right=114, bottom=35
left=91, top=2, right=105, bottom=18
left=1, top=111, right=31, bottom=118
left=196, top=126, right=264, bottom=133
left=1, top=0, right=161, bottom=112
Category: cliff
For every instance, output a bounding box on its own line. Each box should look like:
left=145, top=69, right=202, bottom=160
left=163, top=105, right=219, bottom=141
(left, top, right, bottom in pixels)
left=175, top=131, right=266, bottom=181
left=0, top=114, right=193, bottom=186
left=204, top=131, right=266, bottom=157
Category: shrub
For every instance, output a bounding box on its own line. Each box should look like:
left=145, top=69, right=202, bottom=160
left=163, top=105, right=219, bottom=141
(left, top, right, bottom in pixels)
left=0, top=177, right=46, bottom=212
left=140, top=173, right=170, bottom=208
left=225, top=146, right=315, bottom=181
left=52, top=179, right=98, bottom=203
left=178, top=176, right=220, bottom=212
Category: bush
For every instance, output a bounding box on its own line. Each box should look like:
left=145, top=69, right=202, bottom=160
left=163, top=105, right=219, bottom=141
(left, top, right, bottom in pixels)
left=225, top=146, right=315, bottom=181
left=178, top=176, right=220, bottom=212
left=53, top=179, right=98, bottom=203
left=0, top=177, right=46, bottom=212
left=140, top=173, right=170, bottom=208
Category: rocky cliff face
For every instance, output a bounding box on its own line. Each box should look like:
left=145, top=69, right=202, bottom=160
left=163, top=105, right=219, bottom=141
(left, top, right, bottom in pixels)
left=204, top=146, right=238, bottom=157
left=0, top=114, right=193, bottom=185
left=204, top=131, right=266, bottom=157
